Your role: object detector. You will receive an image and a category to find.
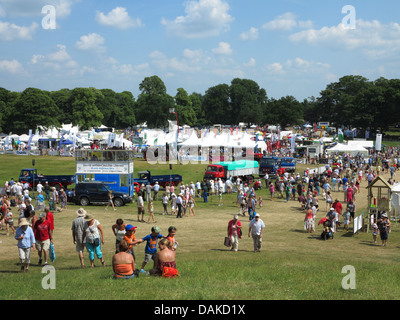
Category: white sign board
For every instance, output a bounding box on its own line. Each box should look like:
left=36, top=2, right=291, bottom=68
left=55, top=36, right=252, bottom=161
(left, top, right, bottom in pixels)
left=76, top=161, right=133, bottom=174
left=376, top=134, right=382, bottom=151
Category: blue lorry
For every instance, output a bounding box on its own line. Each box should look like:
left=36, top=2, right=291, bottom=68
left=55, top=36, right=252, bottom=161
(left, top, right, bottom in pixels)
left=134, top=170, right=183, bottom=187
left=258, top=156, right=280, bottom=177
left=259, top=156, right=296, bottom=177
left=279, top=157, right=296, bottom=173
left=19, top=168, right=75, bottom=190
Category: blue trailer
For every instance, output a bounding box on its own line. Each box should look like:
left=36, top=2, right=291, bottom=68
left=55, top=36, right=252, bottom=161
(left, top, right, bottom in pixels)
left=279, top=157, right=296, bottom=173
left=134, top=170, right=182, bottom=187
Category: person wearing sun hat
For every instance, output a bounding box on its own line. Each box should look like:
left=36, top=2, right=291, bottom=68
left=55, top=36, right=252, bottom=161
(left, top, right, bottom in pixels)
left=15, top=218, right=36, bottom=272
left=71, top=208, right=87, bottom=268
left=377, top=212, right=391, bottom=247
left=82, top=213, right=106, bottom=268
left=248, top=213, right=265, bottom=253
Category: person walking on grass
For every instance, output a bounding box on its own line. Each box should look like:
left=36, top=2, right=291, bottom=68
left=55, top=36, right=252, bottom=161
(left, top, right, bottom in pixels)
left=33, top=212, right=53, bottom=266
left=187, top=194, right=197, bottom=217
left=5, top=207, right=16, bottom=236
left=304, top=206, right=314, bottom=233
left=162, top=193, right=169, bottom=215
left=15, top=218, right=35, bottom=272
left=137, top=192, right=145, bottom=222
left=71, top=208, right=86, bottom=268
left=227, top=215, right=242, bottom=252
left=377, top=212, right=391, bottom=247
left=147, top=198, right=156, bottom=224
left=105, top=190, right=116, bottom=211
left=269, top=183, right=275, bottom=201
left=248, top=213, right=265, bottom=253
left=82, top=213, right=106, bottom=268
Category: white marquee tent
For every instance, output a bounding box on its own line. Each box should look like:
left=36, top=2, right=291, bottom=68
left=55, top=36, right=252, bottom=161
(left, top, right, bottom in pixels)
left=326, top=143, right=369, bottom=156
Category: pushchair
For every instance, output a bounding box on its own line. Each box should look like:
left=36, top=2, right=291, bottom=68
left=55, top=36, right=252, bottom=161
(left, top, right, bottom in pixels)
left=321, top=220, right=334, bottom=240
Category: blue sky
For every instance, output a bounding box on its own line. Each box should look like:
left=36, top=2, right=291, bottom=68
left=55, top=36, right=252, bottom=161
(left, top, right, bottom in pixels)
left=1, top=0, right=400, bottom=101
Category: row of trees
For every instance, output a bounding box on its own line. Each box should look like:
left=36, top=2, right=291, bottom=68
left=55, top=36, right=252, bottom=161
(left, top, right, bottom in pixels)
left=0, top=75, right=398, bottom=135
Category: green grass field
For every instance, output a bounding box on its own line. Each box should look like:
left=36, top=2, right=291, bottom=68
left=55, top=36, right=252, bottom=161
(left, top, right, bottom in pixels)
left=0, top=154, right=399, bottom=300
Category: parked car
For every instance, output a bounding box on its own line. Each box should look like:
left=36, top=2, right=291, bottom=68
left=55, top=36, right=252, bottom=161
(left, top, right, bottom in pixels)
left=72, top=182, right=132, bottom=207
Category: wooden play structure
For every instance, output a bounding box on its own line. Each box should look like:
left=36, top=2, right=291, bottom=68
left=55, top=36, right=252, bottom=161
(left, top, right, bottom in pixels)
left=366, top=176, right=392, bottom=232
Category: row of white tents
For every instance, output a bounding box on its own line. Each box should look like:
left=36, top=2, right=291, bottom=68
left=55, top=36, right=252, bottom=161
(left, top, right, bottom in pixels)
left=326, top=140, right=374, bottom=157
left=0, top=124, right=134, bottom=150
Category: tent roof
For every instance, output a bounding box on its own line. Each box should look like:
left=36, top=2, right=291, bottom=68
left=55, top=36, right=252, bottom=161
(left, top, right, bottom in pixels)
left=392, top=182, right=400, bottom=193
left=179, top=132, right=200, bottom=146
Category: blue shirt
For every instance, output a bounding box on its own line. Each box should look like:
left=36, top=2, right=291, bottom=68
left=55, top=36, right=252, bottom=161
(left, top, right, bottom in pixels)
left=142, top=233, right=163, bottom=254
left=15, top=226, right=36, bottom=249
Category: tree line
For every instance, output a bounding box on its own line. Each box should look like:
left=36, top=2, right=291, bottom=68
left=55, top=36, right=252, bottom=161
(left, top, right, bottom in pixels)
left=0, top=75, right=398, bottom=135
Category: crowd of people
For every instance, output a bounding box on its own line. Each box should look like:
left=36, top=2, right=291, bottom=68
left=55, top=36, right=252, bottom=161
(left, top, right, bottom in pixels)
left=294, top=150, right=398, bottom=245
left=2, top=145, right=399, bottom=276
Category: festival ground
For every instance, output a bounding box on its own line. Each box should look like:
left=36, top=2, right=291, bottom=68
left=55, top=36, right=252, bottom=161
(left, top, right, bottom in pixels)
left=0, top=155, right=399, bottom=300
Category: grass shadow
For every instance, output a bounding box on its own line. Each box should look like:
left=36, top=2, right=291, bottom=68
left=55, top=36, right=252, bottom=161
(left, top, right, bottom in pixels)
left=0, top=270, right=22, bottom=274
left=359, top=240, right=380, bottom=247
left=210, top=248, right=254, bottom=253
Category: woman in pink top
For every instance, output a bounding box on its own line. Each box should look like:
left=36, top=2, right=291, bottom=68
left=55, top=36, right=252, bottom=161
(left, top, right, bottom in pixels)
left=269, top=183, right=275, bottom=201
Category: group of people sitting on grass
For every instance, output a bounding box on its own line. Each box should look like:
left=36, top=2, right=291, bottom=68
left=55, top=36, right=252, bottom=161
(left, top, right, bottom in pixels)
left=111, top=221, right=179, bottom=279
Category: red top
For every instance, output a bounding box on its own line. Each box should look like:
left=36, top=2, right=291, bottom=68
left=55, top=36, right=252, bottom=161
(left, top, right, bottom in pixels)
left=46, top=211, right=54, bottom=231
left=228, top=219, right=242, bottom=239
left=332, top=201, right=343, bottom=214
left=33, top=219, right=51, bottom=241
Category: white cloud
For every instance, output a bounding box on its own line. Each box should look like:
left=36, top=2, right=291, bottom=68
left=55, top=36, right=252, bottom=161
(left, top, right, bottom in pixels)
left=95, top=6, right=143, bottom=30
left=244, top=58, right=256, bottom=67
left=0, top=59, right=26, bottom=74
left=161, top=0, right=234, bottom=38
left=285, top=58, right=330, bottom=71
left=262, top=12, right=312, bottom=31
left=30, top=44, right=79, bottom=71
left=48, top=44, right=71, bottom=62
left=75, top=33, right=105, bottom=51
left=30, top=54, right=44, bottom=64
left=289, top=19, right=400, bottom=58
left=183, top=48, right=203, bottom=61
left=212, top=42, right=232, bottom=55
left=266, top=62, right=285, bottom=75
left=240, top=27, right=259, bottom=41
left=0, top=20, right=38, bottom=41
left=265, top=58, right=330, bottom=76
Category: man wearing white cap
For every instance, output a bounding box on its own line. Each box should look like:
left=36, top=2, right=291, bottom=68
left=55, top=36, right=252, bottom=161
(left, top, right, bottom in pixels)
left=248, top=213, right=265, bottom=252
left=153, top=182, right=160, bottom=201
left=327, top=207, right=338, bottom=233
